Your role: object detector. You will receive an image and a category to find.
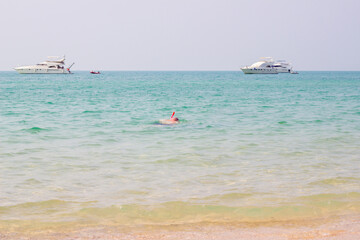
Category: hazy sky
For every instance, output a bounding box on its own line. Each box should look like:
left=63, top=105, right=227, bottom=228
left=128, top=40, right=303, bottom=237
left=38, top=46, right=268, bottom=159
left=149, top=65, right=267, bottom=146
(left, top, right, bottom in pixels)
left=1, top=0, right=359, bottom=71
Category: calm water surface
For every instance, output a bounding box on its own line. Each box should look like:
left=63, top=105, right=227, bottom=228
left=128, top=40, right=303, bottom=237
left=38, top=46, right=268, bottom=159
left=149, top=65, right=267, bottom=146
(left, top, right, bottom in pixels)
left=0, top=71, right=359, bottom=225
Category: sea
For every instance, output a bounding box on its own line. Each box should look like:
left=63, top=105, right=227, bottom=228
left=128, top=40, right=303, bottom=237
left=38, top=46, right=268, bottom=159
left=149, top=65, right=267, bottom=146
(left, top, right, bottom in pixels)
left=0, top=71, right=360, bottom=230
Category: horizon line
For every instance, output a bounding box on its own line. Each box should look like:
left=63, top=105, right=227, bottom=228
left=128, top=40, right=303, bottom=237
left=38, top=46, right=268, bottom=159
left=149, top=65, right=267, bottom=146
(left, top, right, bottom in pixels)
left=2, top=70, right=360, bottom=72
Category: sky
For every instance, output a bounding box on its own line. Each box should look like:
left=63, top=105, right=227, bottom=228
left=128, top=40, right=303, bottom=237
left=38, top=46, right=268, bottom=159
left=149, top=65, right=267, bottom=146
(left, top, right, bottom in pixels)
left=0, top=0, right=359, bottom=71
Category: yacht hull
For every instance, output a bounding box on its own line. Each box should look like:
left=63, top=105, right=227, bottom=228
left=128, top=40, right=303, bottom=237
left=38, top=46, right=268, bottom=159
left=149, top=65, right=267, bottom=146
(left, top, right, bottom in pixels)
left=275, top=68, right=292, bottom=73
left=14, top=68, right=70, bottom=74
left=241, top=68, right=278, bottom=74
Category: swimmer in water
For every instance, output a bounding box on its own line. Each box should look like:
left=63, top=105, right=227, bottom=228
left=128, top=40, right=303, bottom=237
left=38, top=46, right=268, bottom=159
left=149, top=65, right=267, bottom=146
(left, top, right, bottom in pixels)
left=159, top=112, right=179, bottom=125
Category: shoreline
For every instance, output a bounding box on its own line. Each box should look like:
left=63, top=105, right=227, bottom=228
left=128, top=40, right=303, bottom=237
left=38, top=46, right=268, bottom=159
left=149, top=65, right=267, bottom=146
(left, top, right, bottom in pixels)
left=1, top=214, right=359, bottom=240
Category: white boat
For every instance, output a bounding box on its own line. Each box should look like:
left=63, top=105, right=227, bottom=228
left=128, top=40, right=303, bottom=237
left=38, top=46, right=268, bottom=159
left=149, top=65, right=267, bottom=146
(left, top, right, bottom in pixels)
left=241, top=57, right=297, bottom=74
left=241, top=57, right=278, bottom=74
left=14, top=56, right=74, bottom=74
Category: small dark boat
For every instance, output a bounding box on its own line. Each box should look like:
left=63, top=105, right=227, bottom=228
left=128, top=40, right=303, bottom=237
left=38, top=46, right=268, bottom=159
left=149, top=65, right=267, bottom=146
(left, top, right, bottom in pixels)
left=90, top=71, right=100, bottom=74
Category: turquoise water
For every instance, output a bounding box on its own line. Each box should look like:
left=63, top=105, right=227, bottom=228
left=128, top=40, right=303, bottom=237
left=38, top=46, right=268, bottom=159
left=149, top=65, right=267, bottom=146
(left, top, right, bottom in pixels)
left=1, top=71, right=360, bottom=226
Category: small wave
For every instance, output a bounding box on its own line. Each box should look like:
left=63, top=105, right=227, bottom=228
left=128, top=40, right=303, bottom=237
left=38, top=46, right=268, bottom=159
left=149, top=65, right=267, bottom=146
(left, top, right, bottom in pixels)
left=298, top=192, right=360, bottom=201
left=82, top=110, right=103, bottom=114
left=121, top=190, right=150, bottom=195
left=308, top=177, right=360, bottom=187
left=94, top=121, right=111, bottom=127
left=313, top=119, right=323, bottom=123
left=0, top=199, right=94, bottom=217
left=22, top=127, right=49, bottom=134
left=154, top=158, right=181, bottom=164
left=4, top=112, right=21, bottom=116
left=23, top=178, right=42, bottom=185
left=72, top=198, right=360, bottom=225
left=315, top=136, right=346, bottom=143
left=219, top=193, right=254, bottom=200
left=195, top=193, right=253, bottom=201
left=1, top=194, right=360, bottom=230
left=17, top=199, right=70, bottom=208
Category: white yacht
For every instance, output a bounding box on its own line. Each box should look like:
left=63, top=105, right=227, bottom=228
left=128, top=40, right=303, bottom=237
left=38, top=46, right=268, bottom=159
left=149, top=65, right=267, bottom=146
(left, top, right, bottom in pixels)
left=14, top=56, right=74, bottom=74
left=241, top=57, right=297, bottom=74
left=241, top=57, right=278, bottom=74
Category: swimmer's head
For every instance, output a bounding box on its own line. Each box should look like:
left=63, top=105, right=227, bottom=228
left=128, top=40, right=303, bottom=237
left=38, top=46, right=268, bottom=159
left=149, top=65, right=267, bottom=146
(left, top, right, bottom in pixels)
left=172, top=117, right=179, bottom=121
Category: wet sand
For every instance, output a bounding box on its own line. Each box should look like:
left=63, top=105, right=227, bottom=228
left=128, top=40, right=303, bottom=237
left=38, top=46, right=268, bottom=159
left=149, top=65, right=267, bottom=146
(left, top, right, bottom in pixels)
left=1, top=215, right=359, bottom=240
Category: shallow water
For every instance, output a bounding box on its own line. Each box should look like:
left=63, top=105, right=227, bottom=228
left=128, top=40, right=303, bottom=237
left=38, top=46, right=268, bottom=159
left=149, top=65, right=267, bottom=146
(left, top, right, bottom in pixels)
left=0, top=71, right=360, bottom=226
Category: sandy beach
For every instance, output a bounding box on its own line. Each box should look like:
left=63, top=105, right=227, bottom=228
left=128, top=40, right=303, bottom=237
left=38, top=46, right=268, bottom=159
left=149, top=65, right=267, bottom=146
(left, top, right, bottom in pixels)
left=1, top=214, right=359, bottom=240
